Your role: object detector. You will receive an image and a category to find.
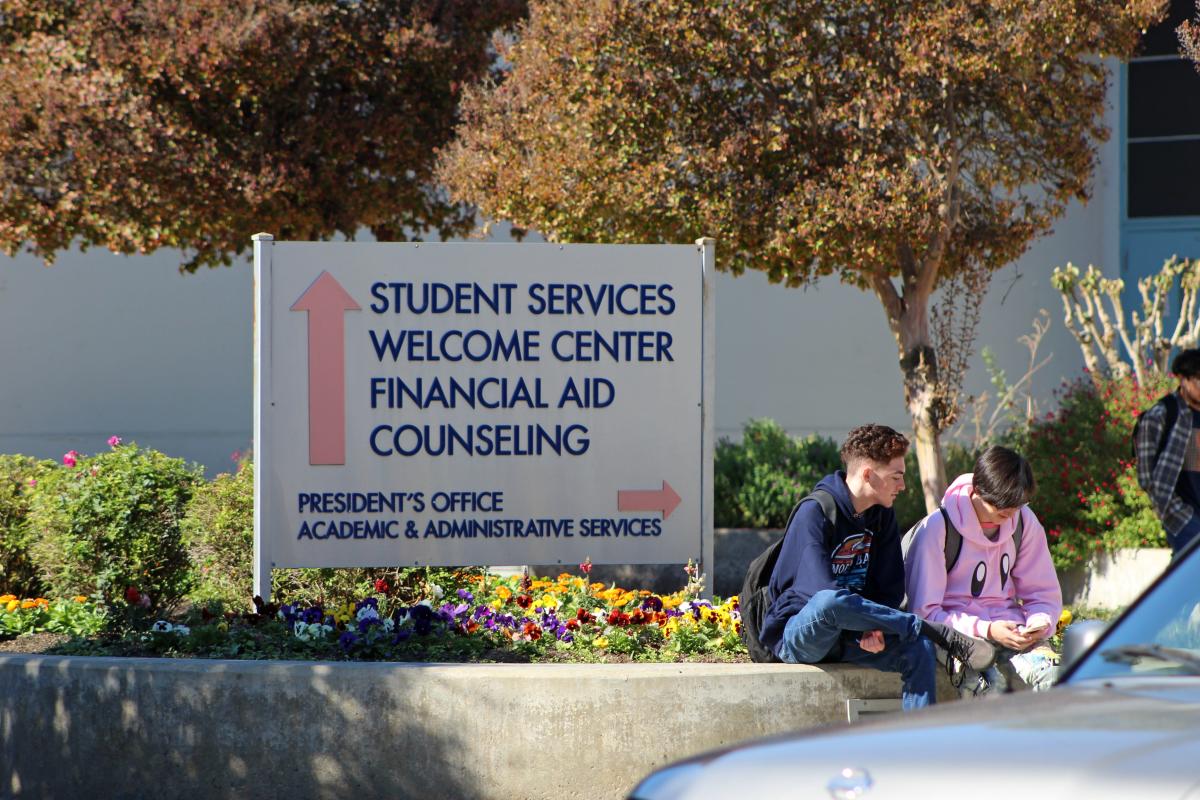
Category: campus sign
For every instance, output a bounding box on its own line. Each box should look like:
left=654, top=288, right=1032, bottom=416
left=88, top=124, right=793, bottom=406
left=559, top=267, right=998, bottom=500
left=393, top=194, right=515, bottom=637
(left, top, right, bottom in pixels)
left=252, top=238, right=714, bottom=600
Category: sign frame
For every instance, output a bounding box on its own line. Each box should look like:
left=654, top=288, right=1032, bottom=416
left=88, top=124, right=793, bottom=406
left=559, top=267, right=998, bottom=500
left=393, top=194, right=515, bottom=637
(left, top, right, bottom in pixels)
left=252, top=235, right=715, bottom=601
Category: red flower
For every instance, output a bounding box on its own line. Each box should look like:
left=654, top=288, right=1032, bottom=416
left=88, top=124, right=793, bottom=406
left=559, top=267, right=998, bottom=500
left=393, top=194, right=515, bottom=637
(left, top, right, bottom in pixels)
left=516, top=594, right=532, bottom=609
left=579, top=558, right=593, bottom=576
left=608, top=610, right=631, bottom=627
left=374, top=579, right=389, bottom=593
left=629, top=609, right=649, bottom=625
left=522, top=621, right=542, bottom=640
left=565, top=619, right=580, bottom=631
left=576, top=608, right=594, bottom=623
left=124, top=586, right=141, bottom=604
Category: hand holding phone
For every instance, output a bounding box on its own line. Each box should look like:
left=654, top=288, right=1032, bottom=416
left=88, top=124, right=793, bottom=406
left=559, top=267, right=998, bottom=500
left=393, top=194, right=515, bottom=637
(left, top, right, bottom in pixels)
left=1018, top=619, right=1049, bottom=635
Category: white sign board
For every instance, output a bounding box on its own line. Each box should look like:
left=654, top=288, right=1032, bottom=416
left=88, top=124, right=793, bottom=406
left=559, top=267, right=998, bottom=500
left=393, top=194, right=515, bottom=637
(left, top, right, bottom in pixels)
left=253, top=239, right=714, bottom=600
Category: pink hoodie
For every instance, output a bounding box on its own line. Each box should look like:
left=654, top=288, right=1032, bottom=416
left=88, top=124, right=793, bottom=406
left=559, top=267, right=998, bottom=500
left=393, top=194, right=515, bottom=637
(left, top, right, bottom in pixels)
left=904, top=473, right=1062, bottom=640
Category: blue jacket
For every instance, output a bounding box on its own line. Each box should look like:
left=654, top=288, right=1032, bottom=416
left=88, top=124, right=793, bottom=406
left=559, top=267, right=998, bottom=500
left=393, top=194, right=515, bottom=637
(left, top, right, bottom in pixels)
left=760, top=471, right=904, bottom=654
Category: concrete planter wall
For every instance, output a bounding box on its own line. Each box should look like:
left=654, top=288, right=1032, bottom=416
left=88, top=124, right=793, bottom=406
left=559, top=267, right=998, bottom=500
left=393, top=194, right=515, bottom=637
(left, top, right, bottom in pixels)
left=1058, top=547, right=1172, bottom=610
left=0, top=656, right=944, bottom=800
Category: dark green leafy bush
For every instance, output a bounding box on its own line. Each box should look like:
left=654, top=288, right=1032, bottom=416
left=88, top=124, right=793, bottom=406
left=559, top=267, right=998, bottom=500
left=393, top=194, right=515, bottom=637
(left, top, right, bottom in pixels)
left=28, top=441, right=202, bottom=611
left=715, top=419, right=840, bottom=528
left=0, top=454, right=55, bottom=597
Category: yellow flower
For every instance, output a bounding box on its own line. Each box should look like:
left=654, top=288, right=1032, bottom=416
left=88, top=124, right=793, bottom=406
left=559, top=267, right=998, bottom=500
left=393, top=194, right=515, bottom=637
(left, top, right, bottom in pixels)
left=589, top=582, right=606, bottom=592
left=20, top=599, right=38, bottom=609
left=660, top=595, right=682, bottom=610
left=73, top=595, right=88, bottom=603
left=495, top=586, right=512, bottom=601
left=538, top=594, right=559, bottom=610
left=594, top=636, right=609, bottom=649
left=4, top=600, right=17, bottom=613
left=1057, top=608, right=1074, bottom=634
left=0, top=594, right=15, bottom=603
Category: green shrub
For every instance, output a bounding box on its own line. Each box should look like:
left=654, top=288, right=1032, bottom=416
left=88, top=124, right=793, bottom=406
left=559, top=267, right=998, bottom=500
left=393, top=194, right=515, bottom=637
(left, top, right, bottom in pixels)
left=0, top=455, right=55, bottom=597
left=715, top=419, right=840, bottom=527
left=1017, top=373, right=1172, bottom=568
left=29, top=441, right=202, bottom=612
left=183, top=460, right=484, bottom=609
left=183, top=459, right=256, bottom=610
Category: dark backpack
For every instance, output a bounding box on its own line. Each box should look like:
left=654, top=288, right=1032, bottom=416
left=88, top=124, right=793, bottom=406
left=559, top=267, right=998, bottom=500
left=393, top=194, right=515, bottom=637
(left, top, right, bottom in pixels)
left=1131, top=393, right=1179, bottom=462
left=899, top=506, right=1024, bottom=610
left=738, top=489, right=837, bottom=663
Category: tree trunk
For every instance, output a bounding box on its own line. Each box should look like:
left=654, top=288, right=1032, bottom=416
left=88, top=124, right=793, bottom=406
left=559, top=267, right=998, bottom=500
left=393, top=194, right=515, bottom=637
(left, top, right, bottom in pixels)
left=872, top=265, right=947, bottom=513
left=896, top=302, right=947, bottom=512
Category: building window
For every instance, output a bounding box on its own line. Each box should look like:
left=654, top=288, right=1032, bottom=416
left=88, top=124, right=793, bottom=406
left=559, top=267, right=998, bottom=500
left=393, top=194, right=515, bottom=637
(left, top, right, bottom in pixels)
left=1127, top=0, right=1200, bottom=219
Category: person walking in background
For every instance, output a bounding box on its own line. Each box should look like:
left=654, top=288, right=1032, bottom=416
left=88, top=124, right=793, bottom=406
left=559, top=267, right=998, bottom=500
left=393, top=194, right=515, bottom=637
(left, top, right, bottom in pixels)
left=1136, top=348, right=1200, bottom=555
left=905, top=445, right=1062, bottom=695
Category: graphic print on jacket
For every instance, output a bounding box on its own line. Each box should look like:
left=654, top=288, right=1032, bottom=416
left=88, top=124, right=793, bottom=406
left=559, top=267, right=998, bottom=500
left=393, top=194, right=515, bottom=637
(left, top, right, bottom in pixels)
left=831, top=530, right=873, bottom=593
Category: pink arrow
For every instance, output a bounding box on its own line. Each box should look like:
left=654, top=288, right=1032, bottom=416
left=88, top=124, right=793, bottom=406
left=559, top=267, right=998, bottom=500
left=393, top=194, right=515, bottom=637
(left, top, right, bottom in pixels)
left=617, top=481, right=682, bottom=520
left=291, top=271, right=361, bottom=465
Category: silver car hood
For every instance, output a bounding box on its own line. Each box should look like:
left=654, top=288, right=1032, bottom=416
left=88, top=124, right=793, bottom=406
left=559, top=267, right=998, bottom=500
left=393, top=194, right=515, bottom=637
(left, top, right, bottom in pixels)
left=659, top=679, right=1200, bottom=800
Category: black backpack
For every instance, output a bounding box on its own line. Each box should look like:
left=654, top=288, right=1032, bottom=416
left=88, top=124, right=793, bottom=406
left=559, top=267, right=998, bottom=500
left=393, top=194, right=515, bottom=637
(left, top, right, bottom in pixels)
left=898, top=506, right=1024, bottom=610
left=738, top=489, right=837, bottom=663
left=1131, top=393, right=1179, bottom=462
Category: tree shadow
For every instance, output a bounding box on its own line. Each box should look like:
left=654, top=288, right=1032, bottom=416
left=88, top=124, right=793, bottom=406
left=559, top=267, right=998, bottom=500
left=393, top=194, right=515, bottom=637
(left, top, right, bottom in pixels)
left=0, top=655, right=477, bottom=799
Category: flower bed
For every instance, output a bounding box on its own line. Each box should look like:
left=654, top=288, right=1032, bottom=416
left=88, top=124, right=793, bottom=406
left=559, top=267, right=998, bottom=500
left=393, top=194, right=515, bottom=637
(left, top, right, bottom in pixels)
left=8, top=566, right=746, bottom=663
left=0, top=593, right=106, bottom=638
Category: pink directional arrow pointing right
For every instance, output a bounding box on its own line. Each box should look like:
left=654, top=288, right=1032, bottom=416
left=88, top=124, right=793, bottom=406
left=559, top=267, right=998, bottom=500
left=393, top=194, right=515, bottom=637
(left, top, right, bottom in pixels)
left=617, top=481, right=683, bottom=520
left=291, top=271, right=361, bottom=465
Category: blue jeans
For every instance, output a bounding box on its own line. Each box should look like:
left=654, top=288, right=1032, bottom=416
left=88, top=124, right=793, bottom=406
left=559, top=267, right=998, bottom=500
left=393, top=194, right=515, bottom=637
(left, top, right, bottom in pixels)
left=776, top=589, right=937, bottom=711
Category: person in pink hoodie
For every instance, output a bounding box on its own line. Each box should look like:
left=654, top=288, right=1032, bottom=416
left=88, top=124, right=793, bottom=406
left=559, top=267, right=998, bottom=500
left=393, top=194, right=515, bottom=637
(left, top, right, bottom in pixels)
left=905, top=445, right=1063, bottom=695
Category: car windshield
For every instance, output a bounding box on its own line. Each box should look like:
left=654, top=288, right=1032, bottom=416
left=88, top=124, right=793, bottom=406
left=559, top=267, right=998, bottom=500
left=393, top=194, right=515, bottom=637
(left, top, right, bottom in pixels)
left=1071, top=544, right=1200, bottom=681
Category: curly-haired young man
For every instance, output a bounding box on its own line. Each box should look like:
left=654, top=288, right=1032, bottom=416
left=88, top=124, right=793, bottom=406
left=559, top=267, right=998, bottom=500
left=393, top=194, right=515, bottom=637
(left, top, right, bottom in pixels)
left=761, top=424, right=995, bottom=709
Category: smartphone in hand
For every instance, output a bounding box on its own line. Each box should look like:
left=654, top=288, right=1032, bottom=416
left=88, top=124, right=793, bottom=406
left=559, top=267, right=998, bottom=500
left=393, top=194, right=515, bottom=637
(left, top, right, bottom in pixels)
left=1018, top=619, right=1049, bottom=635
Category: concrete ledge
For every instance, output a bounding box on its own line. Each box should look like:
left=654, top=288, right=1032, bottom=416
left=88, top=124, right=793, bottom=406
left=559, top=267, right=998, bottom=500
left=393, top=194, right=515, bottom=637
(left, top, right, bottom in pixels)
left=0, top=656, right=953, bottom=800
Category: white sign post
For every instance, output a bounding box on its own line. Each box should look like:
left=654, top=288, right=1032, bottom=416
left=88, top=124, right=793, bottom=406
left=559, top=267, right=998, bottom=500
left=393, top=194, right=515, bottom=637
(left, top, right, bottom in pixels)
left=253, top=237, right=715, bottom=601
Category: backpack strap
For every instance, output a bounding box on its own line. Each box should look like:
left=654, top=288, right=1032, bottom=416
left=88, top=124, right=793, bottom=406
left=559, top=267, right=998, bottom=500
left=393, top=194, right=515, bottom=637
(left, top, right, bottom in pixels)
left=1161, top=393, right=1180, bottom=455
left=939, top=507, right=962, bottom=572
left=807, top=488, right=837, bottom=549
left=940, top=504, right=1026, bottom=573
left=1011, top=506, right=1025, bottom=568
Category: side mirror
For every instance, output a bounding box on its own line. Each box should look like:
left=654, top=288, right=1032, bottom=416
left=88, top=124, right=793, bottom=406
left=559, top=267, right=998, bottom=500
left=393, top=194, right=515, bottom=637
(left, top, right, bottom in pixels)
left=1061, top=619, right=1108, bottom=669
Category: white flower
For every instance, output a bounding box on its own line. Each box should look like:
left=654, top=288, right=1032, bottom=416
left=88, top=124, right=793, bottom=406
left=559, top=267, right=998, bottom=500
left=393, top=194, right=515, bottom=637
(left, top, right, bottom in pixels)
left=416, top=599, right=433, bottom=609
left=174, top=624, right=190, bottom=637
left=151, top=620, right=174, bottom=633
left=293, top=621, right=310, bottom=641
left=383, top=618, right=395, bottom=633
left=431, top=585, right=445, bottom=600
left=356, top=605, right=380, bottom=623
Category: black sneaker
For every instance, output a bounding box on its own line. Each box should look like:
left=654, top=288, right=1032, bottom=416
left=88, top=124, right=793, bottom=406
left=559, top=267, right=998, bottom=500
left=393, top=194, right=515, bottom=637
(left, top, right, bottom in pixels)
left=920, top=620, right=996, bottom=672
